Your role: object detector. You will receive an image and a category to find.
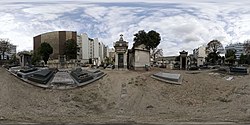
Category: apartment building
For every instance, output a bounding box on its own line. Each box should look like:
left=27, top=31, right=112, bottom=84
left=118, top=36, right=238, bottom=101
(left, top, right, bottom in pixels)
left=77, top=33, right=107, bottom=65
left=225, top=43, right=245, bottom=60
left=193, top=45, right=207, bottom=66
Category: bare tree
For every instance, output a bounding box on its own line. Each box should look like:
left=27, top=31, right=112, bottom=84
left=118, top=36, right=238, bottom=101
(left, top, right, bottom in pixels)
left=205, top=39, right=223, bottom=54
left=151, top=48, right=163, bottom=61
left=0, top=39, right=11, bottom=60
left=205, top=40, right=223, bottom=64
left=244, top=40, right=250, bottom=55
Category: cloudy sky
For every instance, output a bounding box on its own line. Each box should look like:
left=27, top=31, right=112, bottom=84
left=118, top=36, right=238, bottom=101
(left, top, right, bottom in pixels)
left=1, top=0, right=250, bottom=56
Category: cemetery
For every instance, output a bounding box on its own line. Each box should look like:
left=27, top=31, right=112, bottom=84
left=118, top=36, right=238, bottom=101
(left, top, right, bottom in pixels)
left=7, top=54, right=106, bottom=89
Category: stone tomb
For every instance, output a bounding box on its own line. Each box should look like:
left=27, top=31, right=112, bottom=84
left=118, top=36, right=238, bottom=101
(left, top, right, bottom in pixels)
left=151, top=72, right=182, bottom=85
left=9, top=66, right=22, bottom=74
left=230, top=67, right=249, bottom=75
left=70, top=68, right=94, bottom=83
left=28, top=69, right=54, bottom=84
left=87, top=69, right=105, bottom=77
left=51, top=71, right=74, bottom=85
left=17, top=67, right=38, bottom=78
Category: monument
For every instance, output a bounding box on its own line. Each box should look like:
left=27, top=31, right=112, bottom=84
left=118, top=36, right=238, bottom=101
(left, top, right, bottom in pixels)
left=179, top=50, right=188, bottom=70
left=114, top=34, right=128, bottom=69
left=19, top=53, right=31, bottom=67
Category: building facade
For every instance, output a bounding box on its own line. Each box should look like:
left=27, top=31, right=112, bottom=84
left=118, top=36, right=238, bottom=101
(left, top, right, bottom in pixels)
left=114, top=34, right=128, bottom=69
left=33, top=31, right=77, bottom=59
left=128, top=44, right=150, bottom=70
left=225, top=43, right=245, bottom=60
left=77, top=33, right=107, bottom=65
left=193, top=45, right=207, bottom=66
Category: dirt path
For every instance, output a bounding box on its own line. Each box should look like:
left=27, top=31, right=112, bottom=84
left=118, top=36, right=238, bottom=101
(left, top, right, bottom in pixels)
left=1, top=67, right=250, bottom=124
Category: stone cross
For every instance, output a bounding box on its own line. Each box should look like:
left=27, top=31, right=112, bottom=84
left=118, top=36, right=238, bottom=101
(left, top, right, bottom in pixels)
left=119, top=34, right=124, bottom=41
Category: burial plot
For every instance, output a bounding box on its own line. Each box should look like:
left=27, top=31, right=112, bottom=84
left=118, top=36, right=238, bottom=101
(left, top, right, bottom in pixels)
left=87, top=69, right=105, bottom=77
left=230, top=67, right=249, bottom=75
left=27, top=69, right=54, bottom=84
left=70, top=68, right=94, bottom=83
left=9, top=66, right=22, bottom=74
left=51, top=71, right=74, bottom=85
left=151, top=72, right=182, bottom=85
left=17, top=67, right=38, bottom=78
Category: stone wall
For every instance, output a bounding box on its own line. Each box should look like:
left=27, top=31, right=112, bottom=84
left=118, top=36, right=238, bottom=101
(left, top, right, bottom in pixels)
left=134, top=50, right=150, bottom=69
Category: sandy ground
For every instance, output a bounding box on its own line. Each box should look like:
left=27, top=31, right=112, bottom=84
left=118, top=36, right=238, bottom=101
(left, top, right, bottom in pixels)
left=1, top=67, right=250, bottom=124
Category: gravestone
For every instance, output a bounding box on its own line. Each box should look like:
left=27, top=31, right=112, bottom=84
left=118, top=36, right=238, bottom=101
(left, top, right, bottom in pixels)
left=27, top=69, right=54, bottom=84
left=9, top=66, right=22, bottom=74
left=70, top=69, right=94, bottom=83
left=51, top=71, right=74, bottom=85
left=88, top=69, right=104, bottom=77
left=151, top=72, right=182, bottom=85
left=230, top=67, right=248, bottom=75
left=17, top=67, right=38, bottom=78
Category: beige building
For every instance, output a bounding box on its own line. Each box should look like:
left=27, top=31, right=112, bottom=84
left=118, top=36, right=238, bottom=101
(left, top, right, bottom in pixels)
left=193, top=45, right=207, bottom=66
left=128, top=44, right=150, bottom=70
left=33, top=31, right=77, bottom=59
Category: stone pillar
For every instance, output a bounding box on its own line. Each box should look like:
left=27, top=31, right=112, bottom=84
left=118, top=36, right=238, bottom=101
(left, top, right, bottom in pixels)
left=124, top=52, right=127, bottom=68
left=179, top=50, right=188, bottom=70
left=115, top=53, right=118, bottom=68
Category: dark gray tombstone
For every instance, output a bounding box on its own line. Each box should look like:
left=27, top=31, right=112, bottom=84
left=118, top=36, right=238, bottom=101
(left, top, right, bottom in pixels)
left=230, top=67, right=249, bottom=75
left=27, top=69, right=54, bottom=84
left=70, top=69, right=94, bottom=83
left=17, top=67, right=38, bottom=78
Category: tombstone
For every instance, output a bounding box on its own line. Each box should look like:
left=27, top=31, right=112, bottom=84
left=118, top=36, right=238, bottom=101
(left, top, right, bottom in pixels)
left=51, top=71, right=74, bottom=85
left=87, top=69, right=104, bottom=77
left=230, top=67, right=249, bottom=75
left=17, top=67, right=38, bottom=78
left=114, top=34, right=128, bottom=69
left=151, top=72, right=182, bottom=85
left=70, top=69, right=94, bottom=83
left=19, top=53, right=31, bottom=67
left=179, top=50, right=188, bottom=70
left=27, top=69, right=54, bottom=84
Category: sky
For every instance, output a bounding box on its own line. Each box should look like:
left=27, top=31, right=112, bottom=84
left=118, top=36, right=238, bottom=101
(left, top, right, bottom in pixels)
left=1, top=0, right=250, bottom=56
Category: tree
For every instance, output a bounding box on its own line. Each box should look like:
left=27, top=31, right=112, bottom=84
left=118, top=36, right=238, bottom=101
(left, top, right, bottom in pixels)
left=0, top=39, right=11, bottom=60
left=205, top=40, right=223, bottom=64
left=133, top=30, right=161, bottom=50
left=239, top=54, right=248, bottom=64
left=65, top=39, right=77, bottom=60
left=38, top=42, right=53, bottom=64
left=225, top=49, right=236, bottom=65
left=151, top=48, right=163, bottom=62
left=31, top=51, right=41, bottom=65
left=206, top=40, right=223, bottom=54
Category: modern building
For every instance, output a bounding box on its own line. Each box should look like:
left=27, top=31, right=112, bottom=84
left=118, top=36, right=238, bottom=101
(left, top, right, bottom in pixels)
left=193, top=45, right=207, bottom=66
left=77, top=33, right=107, bottom=65
left=33, top=31, right=77, bottom=59
left=225, top=43, right=245, bottom=60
